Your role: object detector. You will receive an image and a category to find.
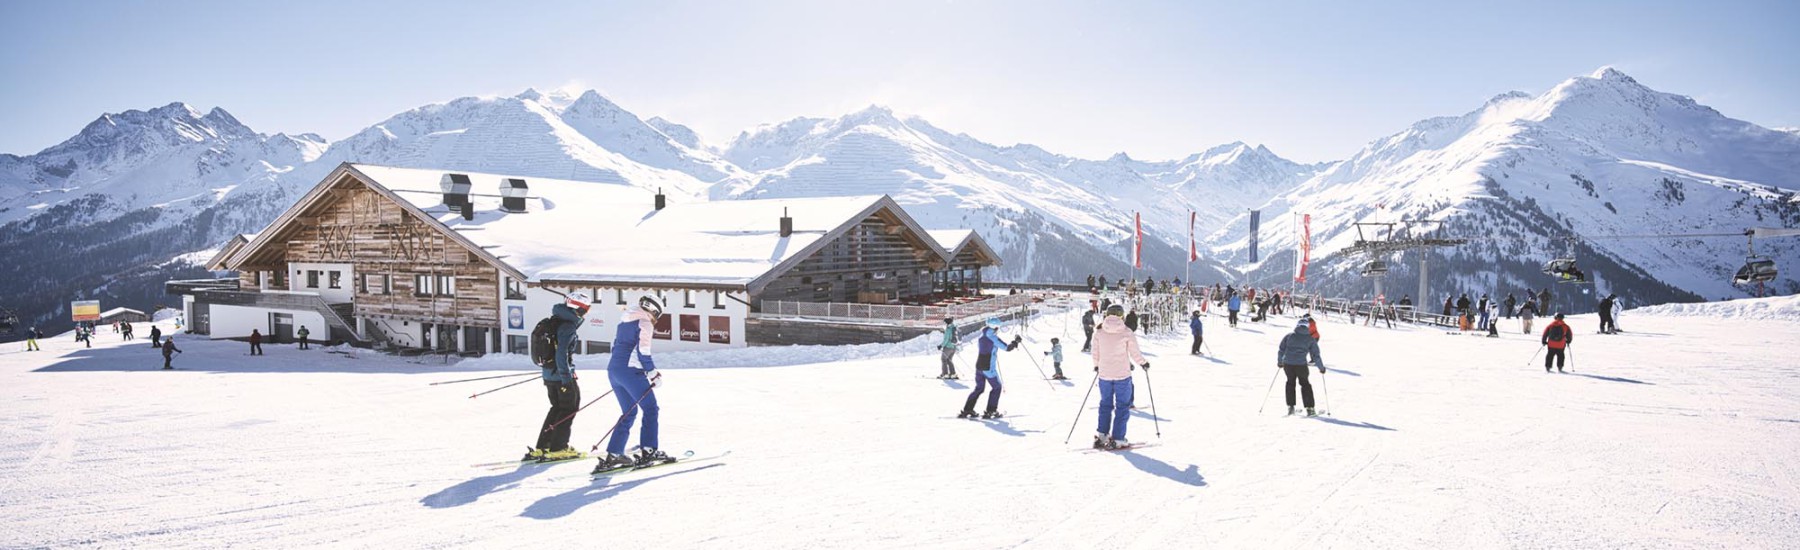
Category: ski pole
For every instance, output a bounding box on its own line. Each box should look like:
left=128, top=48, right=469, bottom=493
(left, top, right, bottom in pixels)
left=1143, top=367, right=1162, bottom=438
left=1063, top=372, right=1100, bottom=444
left=469, top=375, right=541, bottom=399
left=1567, top=346, right=1575, bottom=372
left=543, top=388, right=616, bottom=432
left=1018, top=342, right=1056, bottom=390
left=589, top=387, right=656, bottom=454
left=431, top=371, right=540, bottom=386
left=1318, top=368, right=1331, bottom=416
left=1257, top=366, right=1281, bottom=414
left=1525, top=345, right=1544, bottom=367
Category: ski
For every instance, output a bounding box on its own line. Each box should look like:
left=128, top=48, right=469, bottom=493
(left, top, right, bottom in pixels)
left=945, top=413, right=1021, bottom=421
left=1075, top=442, right=1162, bottom=453
left=584, top=450, right=731, bottom=480
left=473, top=449, right=591, bottom=470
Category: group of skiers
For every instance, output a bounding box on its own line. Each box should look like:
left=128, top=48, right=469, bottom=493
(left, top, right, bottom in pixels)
left=522, top=291, right=675, bottom=475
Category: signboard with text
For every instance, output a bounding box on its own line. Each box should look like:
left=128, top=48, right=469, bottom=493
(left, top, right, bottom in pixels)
left=708, top=316, right=731, bottom=345
left=653, top=314, right=672, bottom=340
left=679, top=315, right=701, bottom=342
left=71, top=300, right=100, bottom=322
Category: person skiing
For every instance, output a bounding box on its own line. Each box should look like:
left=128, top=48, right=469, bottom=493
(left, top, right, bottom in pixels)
left=1441, top=296, right=1454, bottom=317
left=1519, top=299, right=1538, bottom=334
left=1477, top=294, right=1492, bottom=330
left=595, top=296, right=669, bottom=472
left=1538, top=288, right=1552, bottom=311
left=1542, top=313, right=1573, bottom=373
left=1227, top=292, right=1242, bottom=327
left=249, top=329, right=264, bottom=356
left=122, top=322, right=134, bottom=341
left=1456, top=293, right=1471, bottom=318
left=1611, top=295, right=1625, bottom=333
left=1189, top=310, right=1205, bottom=355
left=1086, top=274, right=1097, bottom=291
left=160, top=337, right=181, bottom=370
left=296, top=325, right=311, bottom=350
left=1504, top=293, right=1518, bottom=319
left=1045, top=337, right=1066, bottom=380
left=1080, top=307, right=1096, bottom=353
left=937, top=317, right=960, bottom=379
left=1487, top=300, right=1500, bottom=334
left=958, top=318, right=1020, bottom=419
left=1091, top=304, right=1149, bottom=449
left=533, top=292, right=590, bottom=463
left=76, top=325, right=90, bottom=348
left=1277, top=318, right=1326, bottom=416
left=1098, top=275, right=1108, bottom=291
left=1124, top=310, right=1139, bottom=333
left=1597, top=294, right=1617, bottom=334
left=26, top=327, right=41, bottom=351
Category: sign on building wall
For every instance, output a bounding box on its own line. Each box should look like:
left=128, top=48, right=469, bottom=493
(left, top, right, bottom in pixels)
left=708, top=316, right=731, bottom=345
left=507, top=306, right=524, bottom=330
left=70, top=300, right=100, bottom=322
left=653, top=314, right=672, bottom=340
left=679, top=314, right=701, bottom=342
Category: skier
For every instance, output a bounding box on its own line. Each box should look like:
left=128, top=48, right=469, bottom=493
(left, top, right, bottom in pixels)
left=1542, top=313, right=1573, bottom=373
left=1441, top=297, right=1454, bottom=317
left=249, top=329, right=264, bottom=356
left=1487, top=301, right=1500, bottom=334
left=1045, top=337, right=1066, bottom=380
left=1597, top=294, right=1617, bottom=334
left=595, top=296, right=670, bottom=472
left=1091, top=304, right=1149, bottom=449
left=1611, top=295, right=1625, bottom=333
left=533, top=292, right=590, bottom=462
left=937, top=317, right=960, bottom=379
left=1538, top=288, right=1552, bottom=311
left=76, top=326, right=90, bottom=348
left=160, top=337, right=181, bottom=370
left=1477, top=295, right=1492, bottom=330
left=1087, top=274, right=1097, bottom=291
left=1189, top=310, right=1204, bottom=355
left=1080, top=307, right=1096, bottom=353
left=124, top=323, right=135, bottom=340
left=296, top=325, right=311, bottom=350
left=1456, top=294, right=1471, bottom=318
left=1520, top=299, right=1538, bottom=334
left=26, top=327, right=40, bottom=351
left=1227, top=292, right=1242, bottom=327
left=1124, top=310, right=1139, bottom=333
left=1277, top=318, right=1326, bottom=416
left=958, top=318, right=1021, bottom=419
left=1098, top=275, right=1108, bottom=291
left=1504, top=293, right=1518, bottom=319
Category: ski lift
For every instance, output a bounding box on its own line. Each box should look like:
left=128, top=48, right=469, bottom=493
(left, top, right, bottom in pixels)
left=1734, top=259, right=1778, bottom=285
left=1360, top=260, right=1388, bottom=277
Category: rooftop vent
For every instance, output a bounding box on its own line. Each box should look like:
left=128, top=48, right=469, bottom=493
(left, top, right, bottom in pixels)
left=779, top=207, right=793, bottom=238
left=500, top=178, right=529, bottom=213
left=439, top=173, right=472, bottom=215
left=655, top=188, right=667, bottom=211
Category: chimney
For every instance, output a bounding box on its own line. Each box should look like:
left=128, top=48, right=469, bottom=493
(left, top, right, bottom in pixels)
left=500, top=178, right=529, bottom=213
left=439, top=173, right=472, bottom=214
left=654, top=188, right=667, bottom=211
left=779, top=207, right=793, bottom=238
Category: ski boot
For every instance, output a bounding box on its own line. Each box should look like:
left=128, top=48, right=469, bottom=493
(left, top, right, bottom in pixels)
left=522, top=447, right=547, bottom=462
left=1306, top=408, right=1317, bottom=417
left=1093, top=433, right=1111, bottom=450
left=593, top=453, right=635, bottom=474
left=957, top=409, right=978, bottom=419
left=1107, top=438, right=1129, bottom=450
left=632, top=447, right=675, bottom=467
left=540, top=447, right=586, bottom=462
left=982, top=410, right=1004, bottom=419
left=1286, top=406, right=1297, bottom=416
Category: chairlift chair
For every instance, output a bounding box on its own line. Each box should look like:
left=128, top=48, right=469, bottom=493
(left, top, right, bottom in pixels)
left=1734, top=257, right=1778, bottom=285
left=1360, top=260, right=1389, bottom=277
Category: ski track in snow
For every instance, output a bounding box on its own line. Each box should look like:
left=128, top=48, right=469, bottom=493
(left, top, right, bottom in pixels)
left=2, top=305, right=1798, bottom=549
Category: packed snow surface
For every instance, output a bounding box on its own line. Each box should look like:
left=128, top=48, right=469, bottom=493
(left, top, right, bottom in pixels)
left=4, top=305, right=1798, bottom=548
left=1631, top=294, right=1800, bottom=322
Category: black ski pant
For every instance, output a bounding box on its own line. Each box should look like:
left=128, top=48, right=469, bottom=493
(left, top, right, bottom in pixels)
left=1228, top=310, right=1239, bottom=326
left=1598, top=314, right=1614, bottom=334
left=299, top=337, right=310, bottom=350
left=1545, top=347, right=1566, bottom=371
left=1282, top=364, right=1315, bottom=408
left=537, top=380, right=581, bottom=451
left=250, top=342, right=263, bottom=355
left=162, top=354, right=173, bottom=369
left=963, top=355, right=1003, bottom=414
left=1082, top=327, right=1093, bottom=351
left=1191, top=333, right=1204, bottom=354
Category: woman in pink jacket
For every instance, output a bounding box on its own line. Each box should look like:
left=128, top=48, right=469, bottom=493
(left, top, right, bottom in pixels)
left=1091, top=304, right=1150, bottom=449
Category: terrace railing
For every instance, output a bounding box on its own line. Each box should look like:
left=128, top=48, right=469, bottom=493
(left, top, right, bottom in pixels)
left=757, top=292, right=1044, bottom=327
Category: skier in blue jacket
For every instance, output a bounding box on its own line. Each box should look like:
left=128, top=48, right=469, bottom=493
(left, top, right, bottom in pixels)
left=958, top=318, right=1021, bottom=419
left=594, top=296, right=672, bottom=473
left=1227, top=293, right=1243, bottom=327
left=1276, top=318, right=1326, bottom=416
left=532, top=292, right=589, bottom=462
left=1189, top=310, right=1205, bottom=355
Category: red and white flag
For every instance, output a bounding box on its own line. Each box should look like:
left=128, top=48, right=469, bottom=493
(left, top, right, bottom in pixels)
left=1294, top=213, right=1313, bottom=283
left=1132, top=212, right=1143, bottom=269
left=1188, top=211, right=1198, bottom=262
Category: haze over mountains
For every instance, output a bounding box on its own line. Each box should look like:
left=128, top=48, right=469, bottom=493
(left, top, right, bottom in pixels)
left=1, top=67, right=1795, bottom=332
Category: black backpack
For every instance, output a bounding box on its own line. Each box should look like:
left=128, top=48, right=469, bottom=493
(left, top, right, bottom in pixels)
left=1546, top=324, right=1566, bottom=343
left=530, top=317, right=561, bottom=367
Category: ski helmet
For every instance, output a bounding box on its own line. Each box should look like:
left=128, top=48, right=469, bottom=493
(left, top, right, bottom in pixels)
left=944, top=317, right=954, bottom=324
left=1105, top=304, right=1125, bottom=317
left=985, top=318, right=1003, bottom=328
left=639, top=296, right=664, bottom=317
left=1554, top=312, right=1565, bottom=320
left=566, top=291, right=592, bottom=308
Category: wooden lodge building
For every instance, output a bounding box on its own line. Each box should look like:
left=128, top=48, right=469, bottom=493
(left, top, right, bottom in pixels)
left=172, top=163, right=1001, bottom=354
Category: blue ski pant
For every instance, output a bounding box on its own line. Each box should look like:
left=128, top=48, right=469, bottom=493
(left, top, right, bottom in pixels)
left=606, top=368, right=659, bottom=455
left=963, top=364, right=1003, bottom=413
left=1097, top=377, right=1135, bottom=441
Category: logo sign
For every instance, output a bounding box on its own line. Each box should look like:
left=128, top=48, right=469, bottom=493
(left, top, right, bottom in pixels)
left=708, top=316, right=731, bottom=345
left=653, top=313, right=673, bottom=340
left=679, top=314, right=701, bottom=342
left=71, top=300, right=101, bottom=322
left=507, top=306, right=525, bottom=330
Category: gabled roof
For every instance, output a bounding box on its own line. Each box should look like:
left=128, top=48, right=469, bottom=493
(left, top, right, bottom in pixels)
left=100, top=307, right=145, bottom=317
left=927, top=229, right=1002, bottom=267
left=205, top=233, right=256, bottom=271
left=227, top=163, right=957, bottom=292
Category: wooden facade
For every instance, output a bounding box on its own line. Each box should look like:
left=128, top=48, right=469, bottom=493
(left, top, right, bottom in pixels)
left=754, top=211, right=943, bottom=304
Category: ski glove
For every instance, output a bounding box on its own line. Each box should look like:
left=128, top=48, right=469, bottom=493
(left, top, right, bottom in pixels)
left=648, top=370, right=663, bottom=388
left=1318, top=365, right=1327, bottom=374
left=1140, top=362, right=1150, bottom=371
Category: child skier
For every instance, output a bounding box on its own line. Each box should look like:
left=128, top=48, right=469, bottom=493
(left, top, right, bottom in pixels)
left=595, top=296, right=671, bottom=473
left=958, top=318, right=1021, bottom=419
left=26, top=327, right=40, bottom=351
left=1542, top=313, right=1573, bottom=373
left=1276, top=318, right=1326, bottom=416
left=1189, top=310, right=1204, bottom=355
left=531, top=292, right=589, bottom=463
left=1092, top=304, right=1150, bottom=449
left=1045, top=337, right=1066, bottom=380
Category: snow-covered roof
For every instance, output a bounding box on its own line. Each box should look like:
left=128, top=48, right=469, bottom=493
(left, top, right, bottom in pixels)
left=341, top=164, right=952, bottom=291
left=927, top=229, right=1001, bottom=266
left=100, top=307, right=145, bottom=317
left=205, top=233, right=258, bottom=271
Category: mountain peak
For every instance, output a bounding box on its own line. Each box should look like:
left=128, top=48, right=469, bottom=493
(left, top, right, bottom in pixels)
left=1590, top=66, right=1634, bottom=83
left=516, top=87, right=544, bottom=101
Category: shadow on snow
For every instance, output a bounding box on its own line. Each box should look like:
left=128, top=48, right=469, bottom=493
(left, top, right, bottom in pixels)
left=520, top=463, right=727, bottom=520
left=1117, top=451, right=1206, bottom=487
left=421, top=463, right=554, bottom=509
left=1568, top=373, right=1654, bottom=385
left=1313, top=416, right=1397, bottom=431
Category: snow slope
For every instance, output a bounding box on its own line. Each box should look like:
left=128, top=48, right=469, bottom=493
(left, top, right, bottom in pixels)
left=5, top=304, right=1798, bottom=548
left=1212, top=68, right=1800, bottom=307
left=1631, top=294, right=1800, bottom=322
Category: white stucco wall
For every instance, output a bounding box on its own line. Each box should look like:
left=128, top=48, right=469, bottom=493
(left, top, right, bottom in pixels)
left=498, top=285, right=749, bottom=354
left=287, top=262, right=355, bottom=304
left=207, top=304, right=326, bottom=342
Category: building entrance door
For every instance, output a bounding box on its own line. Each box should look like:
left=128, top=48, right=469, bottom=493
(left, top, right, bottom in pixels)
left=271, top=313, right=294, bottom=343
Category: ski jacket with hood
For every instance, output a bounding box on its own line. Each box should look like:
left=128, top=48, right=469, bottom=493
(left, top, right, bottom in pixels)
left=1093, top=316, right=1147, bottom=381
left=939, top=323, right=958, bottom=350
left=1189, top=316, right=1203, bottom=335
left=1228, top=295, right=1242, bottom=311
left=1542, top=320, right=1573, bottom=349
left=975, top=327, right=1017, bottom=378
left=1277, top=324, right=1324, bottom=368
left=608, top=306, right=659, bottom=372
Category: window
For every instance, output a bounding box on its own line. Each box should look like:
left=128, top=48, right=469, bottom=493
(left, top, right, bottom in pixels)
left=306, top=270, right=320, bottom=288
left=414, top=274, right=435, bottom=297
left=615, top=288, right=626, bottom=305
left=504, top=278, right=526, bottom=301
left=328, top=271, right=342, bottom=289
left=683, top=290, right=694, bottom=308
left=712, top=291, right=725, bottom=310
left=356, top=273, right=366, bottom=294
left=439, top=276, right=456, bottom=297
left=363, top=273, right=390, bottom=295
left=272, top=270, right=286, bottom=288
left=507, top=335, right=528, bottom=354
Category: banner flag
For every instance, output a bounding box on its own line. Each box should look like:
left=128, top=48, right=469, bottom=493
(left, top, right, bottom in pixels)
left=1247, top=210, right=1261, bottom=263
left=1295, top=213, right=1313, bottom=283
left=1133, top=212, right=1143, bottom=269
left=1188, top=211, right=1198, bottom=262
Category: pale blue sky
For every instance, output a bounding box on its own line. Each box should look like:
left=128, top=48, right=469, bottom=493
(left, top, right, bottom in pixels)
left=2, top=0, right=1795, bottom=163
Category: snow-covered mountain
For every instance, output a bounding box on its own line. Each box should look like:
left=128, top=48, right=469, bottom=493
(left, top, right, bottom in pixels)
left=714, top=106, right=1320, bottom=281
left=1211, top=68, right=1800, bottom=311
